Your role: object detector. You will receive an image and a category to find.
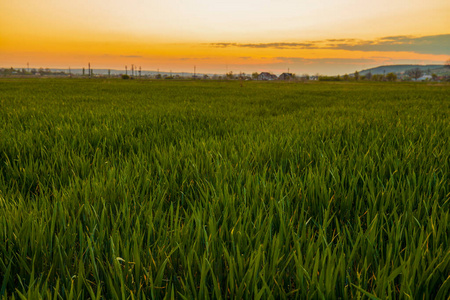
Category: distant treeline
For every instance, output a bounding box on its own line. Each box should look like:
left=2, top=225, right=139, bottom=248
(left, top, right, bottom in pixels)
left=319, top=69, right=450, bottom=82
left=2, top=67, right=450, bottom=82
left=0, top=67, right=66, bottom=76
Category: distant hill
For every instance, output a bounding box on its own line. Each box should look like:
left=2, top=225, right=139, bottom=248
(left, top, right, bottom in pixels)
left=359, top=65, right=448, bottom=76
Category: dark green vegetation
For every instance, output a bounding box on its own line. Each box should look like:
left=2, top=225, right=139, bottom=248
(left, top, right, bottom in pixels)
left=1, top=79, right=449, bottom=299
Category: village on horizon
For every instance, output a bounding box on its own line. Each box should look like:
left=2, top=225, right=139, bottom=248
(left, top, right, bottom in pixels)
left=2, top=62, right=450, bottom=82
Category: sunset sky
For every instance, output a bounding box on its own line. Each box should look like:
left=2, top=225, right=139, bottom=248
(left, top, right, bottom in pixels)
left=1, top=0, right=449, bottom=75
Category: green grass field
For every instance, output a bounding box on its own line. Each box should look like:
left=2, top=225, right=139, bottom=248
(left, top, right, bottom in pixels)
left=0, top=78, right=449, bottom=299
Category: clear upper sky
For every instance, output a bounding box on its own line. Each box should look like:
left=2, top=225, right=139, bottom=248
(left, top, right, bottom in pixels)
left=1, top=0, right=449, bottom=75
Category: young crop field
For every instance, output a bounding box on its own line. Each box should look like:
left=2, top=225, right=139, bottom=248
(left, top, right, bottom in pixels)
left=0, top=78, right=449, bottom=299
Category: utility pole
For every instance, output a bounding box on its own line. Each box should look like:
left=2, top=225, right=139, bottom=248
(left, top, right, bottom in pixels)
left=27, top=62, right=29, bottom=73
left=139, top=66, right=141, bottom=77
left=125, top=65, right=128, bottom=75
left=131, top=64, right=134, bottom=77
left=88, top=63, right=91, bottom=78
left=194, top=66, right=196, bottom=78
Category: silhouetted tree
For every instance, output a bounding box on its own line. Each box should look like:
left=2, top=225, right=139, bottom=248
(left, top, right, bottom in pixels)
left=445, top=59, right=450, bottom=69
left=406, top=68, right=423, bottom=80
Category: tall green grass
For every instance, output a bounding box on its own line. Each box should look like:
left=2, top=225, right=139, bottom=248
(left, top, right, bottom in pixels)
left=0, top=79, right=449, bottom=299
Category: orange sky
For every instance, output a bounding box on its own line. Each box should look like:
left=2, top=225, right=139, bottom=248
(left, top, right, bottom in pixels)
left=1, top=0, right=449, bottom=74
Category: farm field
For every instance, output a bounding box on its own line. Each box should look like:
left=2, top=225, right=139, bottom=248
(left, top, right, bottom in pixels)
left=0, top=78, right=449, bottom=299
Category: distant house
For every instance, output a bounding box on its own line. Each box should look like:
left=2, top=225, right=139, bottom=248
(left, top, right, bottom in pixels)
left=258, top=72, right=277, bottom=80
left=278, top=73, right=294, bottom=80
